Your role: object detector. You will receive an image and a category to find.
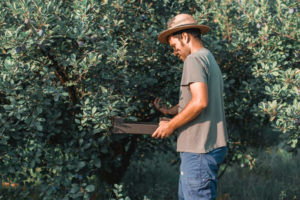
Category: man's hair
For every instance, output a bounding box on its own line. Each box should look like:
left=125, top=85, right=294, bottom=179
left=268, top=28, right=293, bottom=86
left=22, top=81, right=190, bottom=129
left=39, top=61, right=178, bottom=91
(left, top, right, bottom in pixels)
left=169, top=28, right=202, bottom=41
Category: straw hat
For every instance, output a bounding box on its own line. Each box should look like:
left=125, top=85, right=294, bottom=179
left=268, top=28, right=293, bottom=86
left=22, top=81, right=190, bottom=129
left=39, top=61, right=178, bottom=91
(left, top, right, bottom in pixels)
left=158, top=14, right=210, bottom=44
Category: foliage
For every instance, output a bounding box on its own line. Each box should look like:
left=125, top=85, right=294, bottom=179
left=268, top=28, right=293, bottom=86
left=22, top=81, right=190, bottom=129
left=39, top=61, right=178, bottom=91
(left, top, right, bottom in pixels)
left=203, top=0, right=299, bottom=150
left=0, top=0, right=298, bottom=199
left=110, top=184, right=131, bottom=200
left=218, top=147, right=300, bottom=200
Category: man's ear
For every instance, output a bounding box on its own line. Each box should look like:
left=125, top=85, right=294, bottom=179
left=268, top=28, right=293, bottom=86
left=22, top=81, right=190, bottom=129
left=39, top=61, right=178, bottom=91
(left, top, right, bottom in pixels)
left=182, top=32, right=190, bottom=44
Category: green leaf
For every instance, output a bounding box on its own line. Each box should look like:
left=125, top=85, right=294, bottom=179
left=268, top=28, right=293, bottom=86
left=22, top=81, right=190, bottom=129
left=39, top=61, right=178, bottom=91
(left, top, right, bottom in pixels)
left=85, top=184, right=95, bottom=193
left=95, top=159, right=101, bottom=168
left=70, top=184, right=80, bottom=194
left=92, top=106, right=97, bottom=114
left=77, top=161, right=86, bottom=170
left=36, top=122, right=43, bottom=131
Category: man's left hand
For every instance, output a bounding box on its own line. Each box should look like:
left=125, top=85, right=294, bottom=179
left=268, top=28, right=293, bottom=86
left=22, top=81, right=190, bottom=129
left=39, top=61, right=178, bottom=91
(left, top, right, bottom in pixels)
left=152, top=121, right=174, bottom=139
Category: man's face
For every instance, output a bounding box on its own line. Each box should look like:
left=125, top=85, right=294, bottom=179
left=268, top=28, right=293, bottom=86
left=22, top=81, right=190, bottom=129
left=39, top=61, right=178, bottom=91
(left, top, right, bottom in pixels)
left=168, top=35, right=190, bottom=61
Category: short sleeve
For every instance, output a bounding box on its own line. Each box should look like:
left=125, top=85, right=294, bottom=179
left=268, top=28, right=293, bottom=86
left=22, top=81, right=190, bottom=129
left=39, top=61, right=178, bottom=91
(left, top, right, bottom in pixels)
left=181, top=55, right=208, bottom=86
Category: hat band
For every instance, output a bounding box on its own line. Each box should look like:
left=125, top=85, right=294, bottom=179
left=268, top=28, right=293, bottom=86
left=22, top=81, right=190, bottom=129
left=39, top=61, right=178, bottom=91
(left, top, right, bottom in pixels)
left=168, top=22, right=198, bottom=29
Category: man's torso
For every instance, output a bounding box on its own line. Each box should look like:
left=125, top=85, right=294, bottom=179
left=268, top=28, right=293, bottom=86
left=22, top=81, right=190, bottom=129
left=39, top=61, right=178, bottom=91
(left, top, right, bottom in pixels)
left=177, top=48, right=228, bottom=153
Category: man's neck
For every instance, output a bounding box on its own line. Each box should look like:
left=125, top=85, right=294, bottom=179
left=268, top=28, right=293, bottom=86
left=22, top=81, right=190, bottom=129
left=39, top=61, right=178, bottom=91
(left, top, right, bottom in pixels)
left=190, top=41, right=204, bottom=54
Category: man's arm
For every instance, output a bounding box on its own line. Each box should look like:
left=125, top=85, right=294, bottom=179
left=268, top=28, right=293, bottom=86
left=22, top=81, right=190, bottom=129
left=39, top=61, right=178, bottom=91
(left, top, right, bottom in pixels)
left=152, top=82, right=208, bottom=139
left=167, top=104, right=179, bottom=115
left=154, top=98, right=178, bottom=115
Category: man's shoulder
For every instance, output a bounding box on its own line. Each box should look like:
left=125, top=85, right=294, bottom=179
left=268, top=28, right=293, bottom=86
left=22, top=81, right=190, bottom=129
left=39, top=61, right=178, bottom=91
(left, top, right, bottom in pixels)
left=186, top=48, right=211, bottom=61
left=194, top=48, right=211, bottom=56
left=184, top=48, right=211, bottom=66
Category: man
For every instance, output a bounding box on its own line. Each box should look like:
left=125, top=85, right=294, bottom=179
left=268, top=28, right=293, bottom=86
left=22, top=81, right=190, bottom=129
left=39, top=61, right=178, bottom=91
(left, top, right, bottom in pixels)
left=152, top=14, right=228, bottom=200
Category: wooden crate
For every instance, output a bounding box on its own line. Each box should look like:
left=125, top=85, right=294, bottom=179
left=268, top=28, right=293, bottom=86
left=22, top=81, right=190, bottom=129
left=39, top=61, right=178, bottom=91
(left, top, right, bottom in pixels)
left=113, top=117, right=170, bottom=135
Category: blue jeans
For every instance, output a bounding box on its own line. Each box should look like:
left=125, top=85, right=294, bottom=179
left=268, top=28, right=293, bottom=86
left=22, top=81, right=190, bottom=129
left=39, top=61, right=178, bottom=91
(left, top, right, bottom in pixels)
left=178, top=147, right=227, bottom=200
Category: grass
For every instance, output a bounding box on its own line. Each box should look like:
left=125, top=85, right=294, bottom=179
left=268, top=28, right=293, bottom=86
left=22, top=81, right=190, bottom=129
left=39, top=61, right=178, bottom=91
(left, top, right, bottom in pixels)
left=121, top=150, right=179, bottom=200
left=122, top=147, right=300, bottom=200
left=218, top=148, right=300, bottom=200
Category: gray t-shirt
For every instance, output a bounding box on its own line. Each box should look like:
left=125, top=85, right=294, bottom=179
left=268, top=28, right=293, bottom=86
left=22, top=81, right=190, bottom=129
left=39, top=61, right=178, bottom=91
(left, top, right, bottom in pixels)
left=177, top=48, right=228, bottom=153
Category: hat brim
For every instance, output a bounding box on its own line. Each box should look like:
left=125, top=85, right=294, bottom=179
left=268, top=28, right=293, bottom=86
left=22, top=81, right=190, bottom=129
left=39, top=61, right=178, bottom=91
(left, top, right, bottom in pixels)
left=158, top=24, right=210, bottom=44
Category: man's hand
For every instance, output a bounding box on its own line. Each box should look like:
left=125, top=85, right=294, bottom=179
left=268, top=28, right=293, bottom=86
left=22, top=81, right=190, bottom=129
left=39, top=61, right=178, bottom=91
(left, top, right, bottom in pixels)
left=154, top=97, right=169, bottom=115
left=152, top=121, right=174, bottom=139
